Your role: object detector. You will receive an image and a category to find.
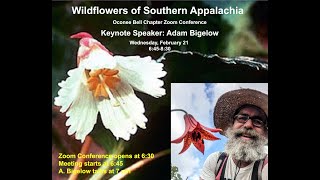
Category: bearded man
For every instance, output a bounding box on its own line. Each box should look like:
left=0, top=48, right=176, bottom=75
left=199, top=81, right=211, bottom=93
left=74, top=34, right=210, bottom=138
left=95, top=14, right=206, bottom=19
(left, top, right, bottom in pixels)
left=200, top=88, right=268, bottom=180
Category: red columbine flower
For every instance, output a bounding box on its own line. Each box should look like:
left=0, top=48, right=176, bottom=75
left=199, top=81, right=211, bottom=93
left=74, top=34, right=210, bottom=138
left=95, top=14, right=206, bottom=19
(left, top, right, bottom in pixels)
left=171, top=112, right=222, bottom=154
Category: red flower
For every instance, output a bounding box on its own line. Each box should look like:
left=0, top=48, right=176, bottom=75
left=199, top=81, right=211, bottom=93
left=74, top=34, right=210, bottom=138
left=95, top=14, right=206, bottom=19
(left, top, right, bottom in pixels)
left=171, top=114, right=222, bottom=154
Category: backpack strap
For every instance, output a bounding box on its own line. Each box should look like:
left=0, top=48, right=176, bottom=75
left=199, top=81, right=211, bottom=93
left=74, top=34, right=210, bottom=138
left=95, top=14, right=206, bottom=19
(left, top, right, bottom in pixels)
left=215, top=152, right=227, bottom=175
left=253, top=155, right=268, bottom=180
left=257, top=155, right=268, bottom=180
left=219, top=157, right=228, bottom=180
left=263, top=155, right=268, bottom=167
left=251, top=160, right=261, bottom=180
left=215, top=152, right=228, bottom=180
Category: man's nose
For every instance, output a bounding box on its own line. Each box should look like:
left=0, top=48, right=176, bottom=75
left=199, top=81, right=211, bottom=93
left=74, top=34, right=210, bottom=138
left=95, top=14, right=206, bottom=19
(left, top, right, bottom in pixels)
left=243, top=119, right=254, bottom=129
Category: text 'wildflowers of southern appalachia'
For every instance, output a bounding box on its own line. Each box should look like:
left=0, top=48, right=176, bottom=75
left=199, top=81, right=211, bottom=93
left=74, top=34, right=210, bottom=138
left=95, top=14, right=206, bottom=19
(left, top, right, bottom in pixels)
left=54, top=32, right=167, bottom=142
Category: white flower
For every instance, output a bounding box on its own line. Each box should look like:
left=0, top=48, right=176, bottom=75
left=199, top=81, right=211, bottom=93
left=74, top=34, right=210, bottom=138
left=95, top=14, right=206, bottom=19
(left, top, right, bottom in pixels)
left=54, top=32, right=166, bottom=142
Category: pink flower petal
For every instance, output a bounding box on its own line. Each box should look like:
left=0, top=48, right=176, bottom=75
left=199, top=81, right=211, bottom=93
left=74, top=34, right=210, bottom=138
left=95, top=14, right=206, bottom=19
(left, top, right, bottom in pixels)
left=171, top=115, right=192, bottom=143
left=179, top=133, right=192, bottom=154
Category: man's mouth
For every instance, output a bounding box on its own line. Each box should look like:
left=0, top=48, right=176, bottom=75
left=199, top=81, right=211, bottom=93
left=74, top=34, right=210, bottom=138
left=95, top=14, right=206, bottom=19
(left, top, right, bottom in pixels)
left=241, top=133, right=254, bottom=140
left=236, top=133, right=256, bottom=141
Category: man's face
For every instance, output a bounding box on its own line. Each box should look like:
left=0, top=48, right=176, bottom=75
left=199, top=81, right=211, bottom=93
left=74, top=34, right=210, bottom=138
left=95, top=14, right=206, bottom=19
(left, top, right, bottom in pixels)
left=224, top=106, right=268, bottom=162
left=232, top=106, right=268, bottom=138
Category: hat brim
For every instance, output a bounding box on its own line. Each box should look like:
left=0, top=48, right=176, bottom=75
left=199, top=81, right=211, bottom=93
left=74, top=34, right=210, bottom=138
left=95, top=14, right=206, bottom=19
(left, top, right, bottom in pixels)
left=214, top=88, right=268, bottom=135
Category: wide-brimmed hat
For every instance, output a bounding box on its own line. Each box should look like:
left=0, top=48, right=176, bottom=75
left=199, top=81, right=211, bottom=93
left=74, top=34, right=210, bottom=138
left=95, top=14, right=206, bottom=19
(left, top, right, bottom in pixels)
left=214, top=88, right=268, bottom=135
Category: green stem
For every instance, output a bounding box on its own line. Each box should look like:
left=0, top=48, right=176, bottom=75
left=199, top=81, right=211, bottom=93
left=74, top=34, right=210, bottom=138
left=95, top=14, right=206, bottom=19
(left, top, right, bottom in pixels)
left=89, top=142, right=125, bottom=180
left=171, top=109, right=188, bottom=114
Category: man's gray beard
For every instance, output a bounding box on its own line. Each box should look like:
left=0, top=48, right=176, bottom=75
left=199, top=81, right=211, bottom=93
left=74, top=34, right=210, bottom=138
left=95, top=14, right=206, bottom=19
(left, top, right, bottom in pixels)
left=224, top=127, right=268, bottom=162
